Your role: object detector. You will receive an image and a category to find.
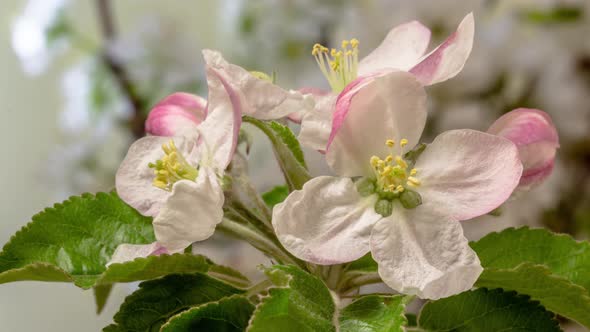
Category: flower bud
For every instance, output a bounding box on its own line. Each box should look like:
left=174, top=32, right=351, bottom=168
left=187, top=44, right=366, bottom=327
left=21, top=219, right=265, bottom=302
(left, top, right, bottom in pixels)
left=145, top=92, right=207, bottom=136
left=375, top=199, right=393, bottom=217
left=399, top=190, right=422, bottom=209
left=487, top=108, right=559, bottom=190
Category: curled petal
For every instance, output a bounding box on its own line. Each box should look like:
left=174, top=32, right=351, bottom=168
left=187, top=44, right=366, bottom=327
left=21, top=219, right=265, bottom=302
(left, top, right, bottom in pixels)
left=198, top=65, right=243, bottom=170
left=327, top=71, right=427, bottom=177
left=298, top=94, right=337, bottom=151
left=415, top=129, right=522, bottom=221
left=358, top=21, right=431, bottom=76
left=371, top=206, right=482, bottom=300
left=410, top=13, right=474, bottom=85
left=106, top=242, right=169, bottom=266
left=116, top=136, right=198, bottom=217
left=145, top=92, right=207, bottom=137
left=288, top=87, right=331, bottom=123
left=273, top=176, right=381, bottom=265
left=487, top=108, right=559, bottom=189
left=203, top=49, right=314, bottom=120
left=153, top=167, right=224, bottom=252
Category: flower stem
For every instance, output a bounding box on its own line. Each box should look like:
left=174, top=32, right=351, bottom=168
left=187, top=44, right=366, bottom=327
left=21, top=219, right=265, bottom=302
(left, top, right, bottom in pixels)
left=339, top=272, right=383, bottom=294
left=218, top=218, right=302, bottom=267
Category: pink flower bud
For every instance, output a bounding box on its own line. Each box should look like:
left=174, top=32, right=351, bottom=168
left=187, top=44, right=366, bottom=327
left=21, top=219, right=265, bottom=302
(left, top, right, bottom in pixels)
left=488, top=108, right=559, bottom=190
left=145, top=92, right=207, bottom=136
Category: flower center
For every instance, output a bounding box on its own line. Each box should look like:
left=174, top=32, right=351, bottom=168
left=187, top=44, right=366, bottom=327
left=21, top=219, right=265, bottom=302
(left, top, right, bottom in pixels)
left=370, top=138, right=421, bottom=195
left=148, top=139, right=198, bottom=191
left=312, top=39, right=359, bottom=93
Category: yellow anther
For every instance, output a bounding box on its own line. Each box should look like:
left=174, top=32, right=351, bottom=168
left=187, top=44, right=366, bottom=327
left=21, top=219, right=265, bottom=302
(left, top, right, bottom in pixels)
left=385, top=155, right=393, bottom=163
left=386, top=139, right=395, bottom=147
left=396, top=185, right=405, bottom=193
left=350, top=38, right=359, bottom=48
left=381, top=166, right=393, bottom=176
left=407, top=177, right=421, bottom=187
left=395, top=156, right=408, bottom=169
left=410, top=168, right=418, bottom=176
left=370, top=156, right=380, bottom=167
left=400, top=139, right=408, bottom=147
left=311, top=38, right=359, bottom=92
left=148, top=139, right=198, bottom=191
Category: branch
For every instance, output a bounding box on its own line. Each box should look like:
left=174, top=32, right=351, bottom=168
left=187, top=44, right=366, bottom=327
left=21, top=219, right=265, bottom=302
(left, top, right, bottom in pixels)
left=95, top=0, right=146, bottom=138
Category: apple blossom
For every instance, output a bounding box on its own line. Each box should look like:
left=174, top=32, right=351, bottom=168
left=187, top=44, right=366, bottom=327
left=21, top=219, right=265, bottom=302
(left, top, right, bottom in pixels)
left=488, top=108, right=559, bottom=191
left=298, top=13, right=475, bottom=151
left=272, top=71, right=523, bottom=299
left=112, top=60, right=243, bottom=260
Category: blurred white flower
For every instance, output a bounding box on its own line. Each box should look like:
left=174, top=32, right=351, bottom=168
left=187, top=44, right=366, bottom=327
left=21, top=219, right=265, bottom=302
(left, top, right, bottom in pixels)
left=11, top=0, right=69, bottom=75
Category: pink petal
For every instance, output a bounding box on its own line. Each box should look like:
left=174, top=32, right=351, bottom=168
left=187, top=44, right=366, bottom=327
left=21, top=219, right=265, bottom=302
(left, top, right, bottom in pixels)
left=297, top=93, right=337, bottom=151
left=415, top=129, right=523, bottom=221
left=409, top=13, right=474, bottom=85
left=371, top=207, right=482, bottom=299
left=107, top=242, right=171, bottom=266
left=272, top=176, right=381, bottom=265
left=326, top=71, right=427, bottom=177
left=197, top=66, right=243, bottom=170
left=203, top=49, right=313, bottom=120
left=487, top=108, right=559, bottom=189
left=288, top=87, right=331, bottom=124
left=145, top=92, right=207, bottom=136
left=358, top=21, right=431, bottom=76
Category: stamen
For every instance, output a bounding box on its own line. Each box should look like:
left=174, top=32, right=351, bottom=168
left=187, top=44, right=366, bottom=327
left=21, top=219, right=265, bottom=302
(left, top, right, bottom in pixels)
left=148, top=139, right=199, bottom=191
left=312, top=39, right=359, bottom=92
left=369, top=137, right=420, bottom=197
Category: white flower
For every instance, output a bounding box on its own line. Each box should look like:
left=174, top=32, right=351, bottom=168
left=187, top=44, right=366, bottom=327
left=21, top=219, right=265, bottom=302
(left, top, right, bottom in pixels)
left=297, top=13, right=475, bottom=151
left=272, top=71, right=523, bottom=299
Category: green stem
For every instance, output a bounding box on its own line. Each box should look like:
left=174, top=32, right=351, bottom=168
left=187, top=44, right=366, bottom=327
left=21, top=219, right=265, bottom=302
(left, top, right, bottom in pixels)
left=339, top=272, right=383, bottom=294
left=218, top=218, right=300, bottom=267
left=245, top=279, right=273, bottom=298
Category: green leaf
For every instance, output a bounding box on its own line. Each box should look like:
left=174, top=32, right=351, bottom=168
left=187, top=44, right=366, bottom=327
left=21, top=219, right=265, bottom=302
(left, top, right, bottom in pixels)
left=0, top=192, right=154, bottom=288
left=161, top=295, right=254, bottom=332
left=262, top=185, right=289, bottom=208
left=418, top=288, right=561, bottom=331
left=94, top=284, right=114, bottom=315
left=339, top=295, right=409, bottom=332
left=471, top=227, right=590, bottom=328
left=244, top=117, right=310, bottom=191
left=105, top=273, right=244, bottom=332
left=248, top=265, right=336, bottom=332
left=207, top=264, right=251, bottom=288
left=345, top=253, right=378, bottom=273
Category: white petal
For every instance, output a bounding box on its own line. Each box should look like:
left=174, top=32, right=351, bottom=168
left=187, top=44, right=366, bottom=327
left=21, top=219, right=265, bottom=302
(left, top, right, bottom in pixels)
left=358, top=21, right=431, bottom=76
left=116, top=136, right=198, bottom=217
left=409, top=13, right=474, bottom=85
left=153, top=167, right=224, bottom=252
left=106, top=242, right=170, bottom=266
left=326, top=71, right=427, bottom=177
left=298, top=93, right=337, bottom=151
left=371, top=206, right=482, bottom=300
left=203, top=49, right=314, bottom=120
left=272, top=176, right=381, bottom=264
left=415, top=129, right=522, bottom=221
left=198, top=64, right=243, bottom=170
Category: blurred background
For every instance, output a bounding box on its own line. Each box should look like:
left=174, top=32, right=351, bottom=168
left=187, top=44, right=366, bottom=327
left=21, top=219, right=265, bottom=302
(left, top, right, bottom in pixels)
left=0, top=0, right=589, bottom=331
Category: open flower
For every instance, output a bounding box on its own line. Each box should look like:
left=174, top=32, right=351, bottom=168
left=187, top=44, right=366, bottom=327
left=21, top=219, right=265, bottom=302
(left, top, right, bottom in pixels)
left=298, top=13, right=475, bottom=150
left=111, top=61, right=243, bottom=262
left=272, top=71, right=522, bottom=299
left=487, top=108, right=559, bottom=191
